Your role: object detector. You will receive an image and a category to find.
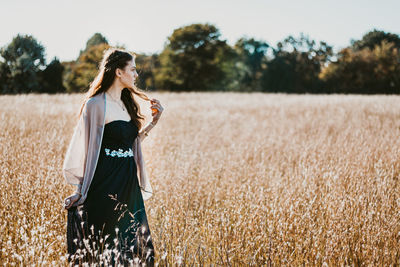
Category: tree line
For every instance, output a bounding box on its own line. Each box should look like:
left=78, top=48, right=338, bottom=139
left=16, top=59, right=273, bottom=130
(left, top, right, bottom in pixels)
left=0, top=23, right=399, bottom=94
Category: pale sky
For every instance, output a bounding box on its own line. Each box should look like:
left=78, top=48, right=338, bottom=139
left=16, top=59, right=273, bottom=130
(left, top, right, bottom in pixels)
left=1, top=0, right=399, bottom=63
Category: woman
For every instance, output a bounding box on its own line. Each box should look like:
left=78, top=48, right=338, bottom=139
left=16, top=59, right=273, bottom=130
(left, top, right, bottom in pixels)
left=62, top=47, right=163, bottom=266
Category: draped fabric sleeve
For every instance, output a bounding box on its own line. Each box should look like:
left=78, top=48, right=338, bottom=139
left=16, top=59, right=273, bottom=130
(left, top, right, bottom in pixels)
left=133, top=135, right=153, bottom=201
left=62, top=102, right=90, bottom=189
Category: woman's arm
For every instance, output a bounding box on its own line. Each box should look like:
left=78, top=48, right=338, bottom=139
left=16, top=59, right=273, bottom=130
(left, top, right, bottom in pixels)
left=62, top=102, right=90, bottom=188
left=138, top=120, right=157, bottom=142
left=138, top=98, right=163, bottom=141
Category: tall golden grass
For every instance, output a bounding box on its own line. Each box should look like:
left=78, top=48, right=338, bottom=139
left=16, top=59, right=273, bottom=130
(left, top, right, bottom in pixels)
left=0, top=92, right=399, bottom=266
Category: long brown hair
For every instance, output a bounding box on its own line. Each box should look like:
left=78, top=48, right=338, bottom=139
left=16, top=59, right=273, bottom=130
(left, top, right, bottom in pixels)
left=77, top=47, right=151, bottom=130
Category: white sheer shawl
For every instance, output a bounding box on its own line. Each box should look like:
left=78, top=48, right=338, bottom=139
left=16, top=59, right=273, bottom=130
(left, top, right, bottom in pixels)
left=62, top=92, right=153, bottom=206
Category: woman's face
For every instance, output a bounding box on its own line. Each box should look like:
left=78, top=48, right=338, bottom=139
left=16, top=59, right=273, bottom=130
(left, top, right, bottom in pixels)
left=118, top=59, right=138, bottom=88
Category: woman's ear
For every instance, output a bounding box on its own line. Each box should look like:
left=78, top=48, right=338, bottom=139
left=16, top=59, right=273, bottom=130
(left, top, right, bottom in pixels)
left=115, top=68, right=121, bottom=78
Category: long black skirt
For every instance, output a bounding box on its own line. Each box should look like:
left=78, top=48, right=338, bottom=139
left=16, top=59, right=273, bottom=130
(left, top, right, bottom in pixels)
left=66, top=134, right=155, bottom=266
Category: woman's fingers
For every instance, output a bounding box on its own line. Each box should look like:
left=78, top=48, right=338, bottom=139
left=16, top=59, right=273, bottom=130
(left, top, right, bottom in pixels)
left=64, top=193, right=81, bottom=209
left=151, top=102, right=163, bottom=109
left=64, top=198, right=71, bottom=209
left=151, top=104, right=163, bottom=112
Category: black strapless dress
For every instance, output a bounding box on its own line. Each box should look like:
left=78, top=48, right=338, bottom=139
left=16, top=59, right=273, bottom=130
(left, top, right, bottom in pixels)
left=67, top=119, right=155, bottom=266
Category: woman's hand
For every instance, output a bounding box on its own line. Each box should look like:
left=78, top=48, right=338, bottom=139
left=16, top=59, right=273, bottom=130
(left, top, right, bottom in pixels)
left=64, top=192, right=81, bottom=210
left=150, top=98, right=163, bottom=123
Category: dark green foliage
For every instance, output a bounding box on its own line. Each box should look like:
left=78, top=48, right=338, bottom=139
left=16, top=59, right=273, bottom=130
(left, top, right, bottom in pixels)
left=233, top=37, right=269, bottom=91
left=261, top=33, right=333, bottom=93
left=63, top=43, right=112, bottom=93
left=155, top=23, right=231, bottom=91
left=0, top=60, right=11, bottom=93
left=135, top=53, right=159, bottom=91
left=350, top=29, right=400, bottom=51
left=38, top=57, right=66, bottom=93
left=320, top=40, right=400, bottom=94
left=79, top=33, right=109, bottom=58
left=0, top=34, right=46, bottom=94
left=0, top=28, right=399, bottom=94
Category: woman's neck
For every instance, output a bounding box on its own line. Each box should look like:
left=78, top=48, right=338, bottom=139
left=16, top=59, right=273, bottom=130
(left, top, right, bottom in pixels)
left=106, top=84, right=123, bottom=100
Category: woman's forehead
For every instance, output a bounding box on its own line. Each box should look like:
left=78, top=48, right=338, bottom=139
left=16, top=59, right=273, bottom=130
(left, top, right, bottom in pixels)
left=128, top=59, right=136, bottom=67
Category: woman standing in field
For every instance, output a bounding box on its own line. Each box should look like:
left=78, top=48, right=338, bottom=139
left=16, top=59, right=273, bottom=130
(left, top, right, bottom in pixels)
left=62, top=47, right=163, bottom=266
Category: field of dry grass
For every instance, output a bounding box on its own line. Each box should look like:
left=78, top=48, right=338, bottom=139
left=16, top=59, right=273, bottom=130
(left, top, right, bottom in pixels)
left=0, top=92, right=399, bottom=266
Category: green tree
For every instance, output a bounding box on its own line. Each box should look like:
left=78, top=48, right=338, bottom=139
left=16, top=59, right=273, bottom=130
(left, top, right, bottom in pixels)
left=0, top=58, right=11, bottom=93
left=39, top=57, right=66, bottom=93
left=351, top=29, right=400, bottom=52
left=320, top=40, right=400, bottom=94
left=155, top=23, right=231, bottom=91
left=0, top=34, right=46, bottom=93
left=261, top=33, right=332, bottom=93
left=233, top=37, right=269, bottom=91
left=78, top=33, right=109, bottom=57
left=63, top=43, right=111, bottom=92
left=135, top=53, right=159, bottom=91
left=212, top=44, right=241, bottom=91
